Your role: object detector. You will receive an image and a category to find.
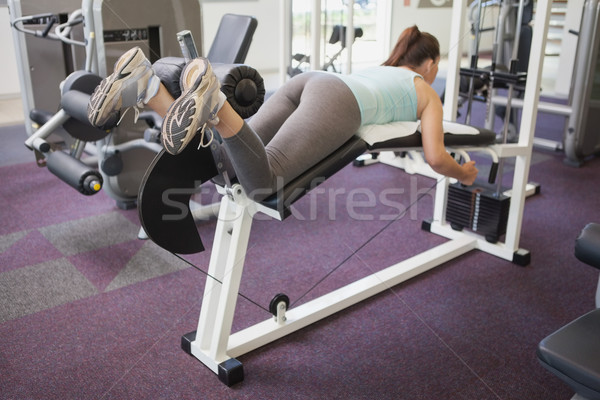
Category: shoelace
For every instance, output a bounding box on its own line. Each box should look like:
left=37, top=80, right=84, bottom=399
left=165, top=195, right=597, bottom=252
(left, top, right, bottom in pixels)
left=115, top=104, right=143, bottom=126
left=197, top=123, right=215, bottom=149
left=115, top=74, right=157, bottom=127
left=196, top=105, right=221, bottom=149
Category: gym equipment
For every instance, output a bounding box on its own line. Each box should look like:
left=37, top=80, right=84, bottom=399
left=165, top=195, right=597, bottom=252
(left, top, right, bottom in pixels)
left=134, top=0, right=552, bottom=385
left=288, top=24, right=364, bottom=77
left=139, top=60, right=266, bottom=254
left=563, top=0, right=600, bottom=166
left=10, top=0, right=204, bottom=206
left=133, top=0, right=552, bottom=385
left=10, top=0, right=259, bottom=210
left=359, top=0, right=535, bottom=245
left=445, top=184, right=511, bottom=244
left=484, top=0, right=600, bottom=166
left=140, top=116, right=501, bottom=385
left=537, top=223, right=600, bottom=400
left=206, top=13, right=258, bottom=64
left=457, top=0, right=532, bottom=140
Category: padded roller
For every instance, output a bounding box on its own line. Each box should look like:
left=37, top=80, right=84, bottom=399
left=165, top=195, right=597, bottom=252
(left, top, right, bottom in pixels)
left=152, top=57, right=186, bottom=99
left=60, top=90, right=115, bottom=139
left=61, top=70, right=103, bottom=95
left=61, top=90, right=96, bottom=124
left=213, top=63, right=265, bottom=119
left=29, top=109, right=55, bottom=126
left=153, top=57, right=265, bottom=119
left=45, top=150, right=103, bottom=195
left=59, top=71, right=114, bottom=139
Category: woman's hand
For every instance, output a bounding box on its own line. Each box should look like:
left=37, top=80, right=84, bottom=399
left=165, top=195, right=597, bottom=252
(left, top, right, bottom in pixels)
left=459, top=160, right=478, bottom=186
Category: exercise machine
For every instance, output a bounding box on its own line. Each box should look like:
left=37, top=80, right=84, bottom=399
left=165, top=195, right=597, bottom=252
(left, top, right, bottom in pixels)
left=10, top=0, right=204, bottom=207
left=131, top=0, right=553, bottom=386
left=537, top=223, right=600, bottom=400
left=11, top=0, right=259, bottom=212
left=288, top=24, right=363, bottom=77
left=563, top=0, right=600, bottom=166
left=485, top=0, right=600, bottom=166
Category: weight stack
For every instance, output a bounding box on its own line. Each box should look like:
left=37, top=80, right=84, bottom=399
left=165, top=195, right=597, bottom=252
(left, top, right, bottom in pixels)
left=446, top=183, right=510, bottom=243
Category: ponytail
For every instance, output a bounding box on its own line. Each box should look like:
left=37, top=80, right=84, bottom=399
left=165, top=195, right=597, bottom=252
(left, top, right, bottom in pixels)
left=383, top=25, right=440, bottom=68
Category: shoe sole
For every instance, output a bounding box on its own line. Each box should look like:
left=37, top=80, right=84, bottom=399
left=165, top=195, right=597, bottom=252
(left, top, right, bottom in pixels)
left=162, top=59, right=218, bottom=155
left=87, top=47, right=150, bottom=127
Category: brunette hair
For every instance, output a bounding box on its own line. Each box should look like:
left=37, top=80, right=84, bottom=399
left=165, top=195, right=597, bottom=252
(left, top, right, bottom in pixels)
left=382, top=25, right=440, bottom=68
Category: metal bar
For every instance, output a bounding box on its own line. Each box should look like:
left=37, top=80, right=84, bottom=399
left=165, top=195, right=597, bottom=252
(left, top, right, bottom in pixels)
left=227, top=236, right=477, bottom=358
left=504, top=0, right=551, bottom=250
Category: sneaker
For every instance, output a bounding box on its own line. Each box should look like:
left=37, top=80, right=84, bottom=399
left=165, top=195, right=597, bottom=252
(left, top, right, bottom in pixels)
left=87, top=47, right=159, bottom=129
left=161, top=58, right=222, bottom=155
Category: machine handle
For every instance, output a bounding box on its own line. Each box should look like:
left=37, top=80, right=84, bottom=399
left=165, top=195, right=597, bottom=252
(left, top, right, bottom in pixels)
left=40, top=15, right=57, bottom=38
left=488, top=162, right=499, bottom=184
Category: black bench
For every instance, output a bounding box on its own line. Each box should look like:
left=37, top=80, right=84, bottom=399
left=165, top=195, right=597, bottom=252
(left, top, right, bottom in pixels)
left=537, top=223, right=600, bottom=400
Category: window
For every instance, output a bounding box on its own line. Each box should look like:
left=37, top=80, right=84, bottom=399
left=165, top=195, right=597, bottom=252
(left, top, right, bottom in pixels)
left=290, top=0, right=388, bottom=75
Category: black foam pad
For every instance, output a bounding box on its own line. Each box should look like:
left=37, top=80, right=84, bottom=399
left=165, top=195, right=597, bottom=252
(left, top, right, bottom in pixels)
left=59, top=71, right=113, bottom=139
left=575, top=223, right=600, bottom=270
left=138, top=135, right=218, bottom=254
left=367, top=126, right=497, bottom=150
left=214, top=63, right=265, bottom=119
left=260, top=136, right=368, bottom=219
left=152, top=58, right=265, bottom=119
left=537, top=308, right=600, bottom=399
left=152, top=57, right=186, bottom=99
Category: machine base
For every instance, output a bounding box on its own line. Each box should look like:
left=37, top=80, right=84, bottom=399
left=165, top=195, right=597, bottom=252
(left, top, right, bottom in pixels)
left=181, top=330, right=245, bottom=387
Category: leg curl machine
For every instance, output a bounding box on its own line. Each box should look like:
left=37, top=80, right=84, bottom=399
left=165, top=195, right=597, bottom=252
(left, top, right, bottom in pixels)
left=11, top=0, right=257, bottom=208
left=135, top=0, right=553, bottom=386
left=11, top=0, right=204, bottom=205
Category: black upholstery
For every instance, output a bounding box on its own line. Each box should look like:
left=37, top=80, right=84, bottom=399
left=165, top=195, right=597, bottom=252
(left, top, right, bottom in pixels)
left=152, top=59, right=265, bottom=120
left=207, top=14, right=258, bottom=64
left=138, top=135, right=218, bottom=254
left=152, top=12, right=258, bottom=102
left=367, top=126, right=496, bottom=150
left=328, top=25, right=364, bottom=48
left=58, top=71, right=114, bottom=139
left=576, top=223, right=600, bottom=270
left=214, top=63, right=265, bottom=118
left=537, top=309, right=600, bottom=400
left=537, top=223, right=600, bottom=400
left=260, top=126, right=497, bottom=220
left=261, top=137, right=368, bottom=219
left=152, top=57, right=187, bottom=99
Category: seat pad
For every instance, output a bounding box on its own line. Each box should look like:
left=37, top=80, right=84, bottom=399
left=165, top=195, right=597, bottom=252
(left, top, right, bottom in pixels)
left=364, top=121, right=496, bottom=150
left=575, top=223, right=600, bottom=269
left=260, top=121, right=496, bottom=219
left=538, top=308, right=600, bottom=397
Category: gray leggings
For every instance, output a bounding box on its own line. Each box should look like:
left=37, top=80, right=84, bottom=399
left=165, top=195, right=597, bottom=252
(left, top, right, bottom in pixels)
left=222, top=71, right=361, bottom=201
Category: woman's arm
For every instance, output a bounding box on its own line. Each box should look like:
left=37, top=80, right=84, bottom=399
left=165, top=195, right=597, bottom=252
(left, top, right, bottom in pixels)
left=417, top=81, right=478, bottom=185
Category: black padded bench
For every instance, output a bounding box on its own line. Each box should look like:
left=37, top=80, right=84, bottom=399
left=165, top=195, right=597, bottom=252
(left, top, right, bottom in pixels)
left=261, top=127, right=496, bottom=220
left=537, top=223, right=600, bottom=400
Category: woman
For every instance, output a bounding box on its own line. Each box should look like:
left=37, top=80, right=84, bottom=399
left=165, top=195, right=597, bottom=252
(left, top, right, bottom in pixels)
left=88, top=25, right=478, bottom=201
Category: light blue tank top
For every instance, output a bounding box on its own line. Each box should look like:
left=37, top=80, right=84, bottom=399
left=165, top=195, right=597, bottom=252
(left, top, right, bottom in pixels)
left=335, top=66, right=422, bottom=126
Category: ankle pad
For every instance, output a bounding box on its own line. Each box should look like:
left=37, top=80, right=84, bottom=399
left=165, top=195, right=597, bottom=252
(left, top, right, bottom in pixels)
left=152, top=57, right=265, bottom=119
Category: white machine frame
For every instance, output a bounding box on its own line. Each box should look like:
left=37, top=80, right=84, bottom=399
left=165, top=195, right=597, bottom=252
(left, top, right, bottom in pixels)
left=183, top=0, right=552, bottom=385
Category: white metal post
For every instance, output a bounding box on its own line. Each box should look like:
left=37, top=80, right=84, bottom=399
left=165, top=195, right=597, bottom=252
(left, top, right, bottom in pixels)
left=310, top=0, right=321, bottom=70
left=192, top=190, right=255, bottom=368
left=442, top=0, right=467, bottom=122
left=433, top=0, right=468, bottom=226
left=503, top=0, right=551, bottom=250
left=279, top=0, right=293, bottom=85
left=345, top=0, right=354, bottom=74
